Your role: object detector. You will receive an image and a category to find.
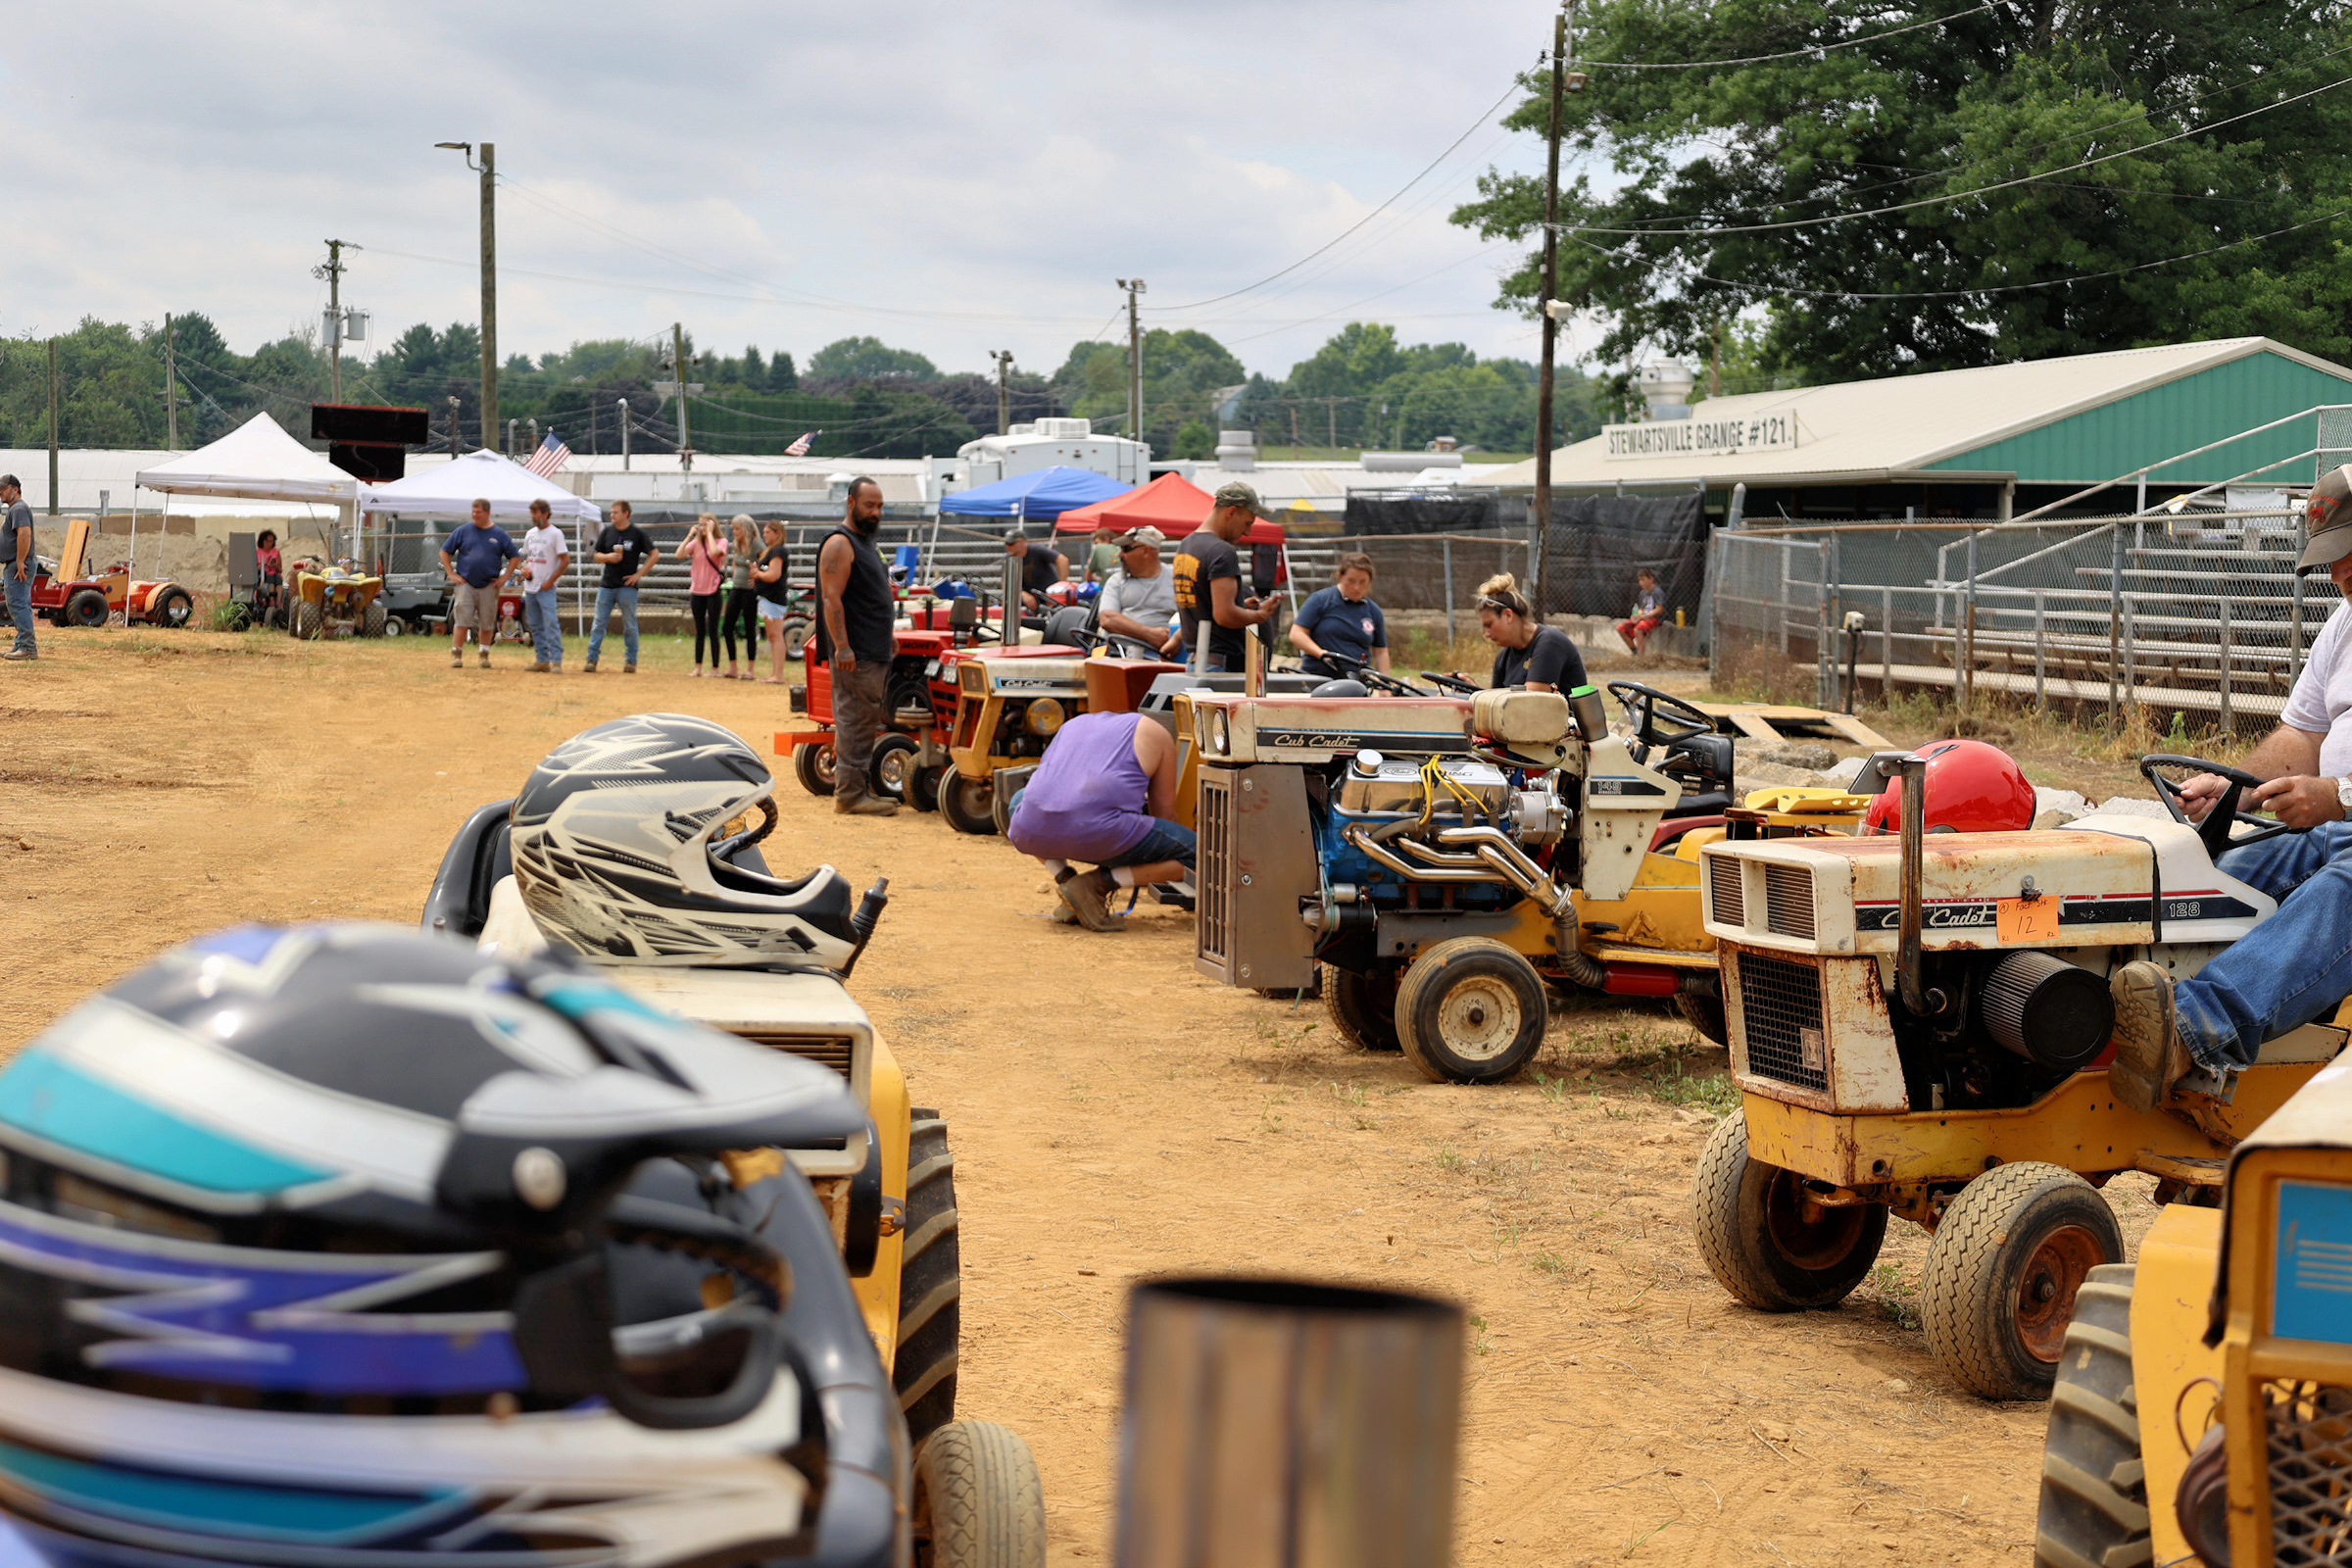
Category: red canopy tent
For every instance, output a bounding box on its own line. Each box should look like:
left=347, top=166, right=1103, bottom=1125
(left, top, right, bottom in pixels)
left=1053, top=472, right=1287, bottom=545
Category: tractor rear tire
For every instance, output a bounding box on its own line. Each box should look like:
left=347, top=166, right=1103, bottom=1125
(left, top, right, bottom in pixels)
left=897, top=1110, right=962, bottom=1447
left=2031, top=1265, right=2150, bottom=1568
left=909, top=763, right=944, bottom=812
left=1396, top=937, right=1548, bottom=1084
left=149, top=587, right=193, bottom=628
left=65, top=589, right=109, bottom=628
left=362, top=602, right=388, bottom=639
left=911, top=1420, right=1046, bottom=1568
left=782, top=617, right=811, bottom=662
left=872, top=734, right=920, bottom=803
left=1692, top=1112, right=1886, bottom=1311
left=1321, top=963, right=1401, bottom=1054
left=792, top=742, right=837, bottom=799
left=1923, top=1162, right=2124, bottom=1400
left=938, top=771, right=998, bottom=836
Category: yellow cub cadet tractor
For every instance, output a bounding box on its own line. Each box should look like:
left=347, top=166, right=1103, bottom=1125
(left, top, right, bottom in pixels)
left=2032, top=1054, right=2352, bottom=1568
left=1692, top=754, right=2344, bottom=1401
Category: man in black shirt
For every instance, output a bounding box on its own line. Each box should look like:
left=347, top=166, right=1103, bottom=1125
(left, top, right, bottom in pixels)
left=817, top=477, right=900, bottom=817
left=1004, top=530, right=1067, bottom=613
left=586, top=501, right=660, bottom=674
left=1173, top=482, right=1278, bottom=672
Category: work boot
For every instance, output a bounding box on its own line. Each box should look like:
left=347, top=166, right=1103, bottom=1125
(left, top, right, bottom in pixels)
left=834, top=770, right=899, bottom=817
left=583, top=662, right=598, bottom=674
left=450, top=647, right=464, bottom=668
left=2110, top=961, right=2196, bottom=1113
left=478, top=649, right=491, bottom=668
left=624, top=663, right=638, bottom=675
left=1056, top=867, right=1121, bottom=932
left=530, top=662, right=551, bottom=674
left=1049, top=904, right=1078, bottom=925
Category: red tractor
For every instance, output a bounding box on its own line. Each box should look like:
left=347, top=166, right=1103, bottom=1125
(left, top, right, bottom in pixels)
left=29, top=518, right=194, bottom=629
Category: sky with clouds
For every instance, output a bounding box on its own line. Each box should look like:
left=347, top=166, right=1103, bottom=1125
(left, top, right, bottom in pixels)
left=0, top=2, right=1590, bottom=382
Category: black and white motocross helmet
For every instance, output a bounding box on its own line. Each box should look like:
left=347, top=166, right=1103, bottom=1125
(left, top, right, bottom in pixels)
left=0, top=923, right=866, bottom=1568
left=513, top=713, right=862, bottom=970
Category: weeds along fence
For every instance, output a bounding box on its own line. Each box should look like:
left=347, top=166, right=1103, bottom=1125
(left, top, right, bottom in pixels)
left=1710, top=512, right=2328, bottom=731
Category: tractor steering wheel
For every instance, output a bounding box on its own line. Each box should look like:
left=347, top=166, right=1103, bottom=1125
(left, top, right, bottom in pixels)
left=1418, top=670, right=1483, bottom=696
left=1609, top=681, right=1715, bottom=754
left=2141, top=755, right=2295, bottom=861
left=1317, top=651, right=1427, bottom=697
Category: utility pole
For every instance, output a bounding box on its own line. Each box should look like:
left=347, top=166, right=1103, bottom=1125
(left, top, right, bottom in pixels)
left=618, top=398, right=631, bottom=470
left=164, top=313, right=177, bottom=450
left=47, top=339, right=61, bottom=515
left=437, top=142, right=496, bottom=447
left=992, top=350, right=1014, bottom=435
left=1532, top=1, right=1580, bottom=619
left=314, top=239, right=359, bottom=402
left=448, top=396, right=461, bottom=457
left=1115, top=279, right=1147, bottom=442
left=672, top=322, right=692, bottom=460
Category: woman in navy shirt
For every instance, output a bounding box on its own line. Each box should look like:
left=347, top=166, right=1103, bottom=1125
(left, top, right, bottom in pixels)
left=1288, top=552, right=1389, bottom=678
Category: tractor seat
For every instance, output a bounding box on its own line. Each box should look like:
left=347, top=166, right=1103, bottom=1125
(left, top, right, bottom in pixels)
left=1471, top=688, right=1572, bottom=746
left=1660, top=733, right=1736, bottom=796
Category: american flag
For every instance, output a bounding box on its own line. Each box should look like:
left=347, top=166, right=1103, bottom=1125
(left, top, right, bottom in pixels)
left=524, top=431, right=571, bottom=477
left=785, top=430, right=819, bottom=458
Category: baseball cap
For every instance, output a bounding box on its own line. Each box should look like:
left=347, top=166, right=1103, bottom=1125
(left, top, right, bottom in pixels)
left=1003, top=528, right=1027, bottom=546
left=1115, top=525, right=1167, bottom=550
left=1212, top=481, right=1269, bottom=518
left=2301, top=464, right=2352, bottom=573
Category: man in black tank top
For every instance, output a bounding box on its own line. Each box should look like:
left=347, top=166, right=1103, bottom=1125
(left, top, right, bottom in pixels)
left=816, top=478, right=901, bottom=816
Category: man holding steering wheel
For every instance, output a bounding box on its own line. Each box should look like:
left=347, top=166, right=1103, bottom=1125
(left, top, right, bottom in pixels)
left=2114, top=466, right=2352, bottom=1114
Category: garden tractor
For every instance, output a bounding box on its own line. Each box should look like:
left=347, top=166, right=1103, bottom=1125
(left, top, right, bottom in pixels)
left=26, top=516, right=193, bottom=628
left=2030, top=1053, right=2352, bottom=1568
left=287, top=562, right=387, bottom=639
left=423, top=798, right=1045, bottom=1567
left=1691, top=754, right=2346, bottom=1402
left=1188, top=679, right=1871, bottom=1084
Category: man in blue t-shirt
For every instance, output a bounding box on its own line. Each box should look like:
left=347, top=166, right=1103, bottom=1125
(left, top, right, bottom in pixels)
left=438, top=499, right=521, bottom=669
left=1288, top=551, right=1388, bottom=679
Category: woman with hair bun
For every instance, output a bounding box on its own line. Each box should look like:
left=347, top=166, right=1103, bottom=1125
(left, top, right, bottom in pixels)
left=1476, top=572, right=1587, bottom=692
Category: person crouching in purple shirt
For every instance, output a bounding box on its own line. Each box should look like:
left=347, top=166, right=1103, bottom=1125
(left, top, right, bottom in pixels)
left=1005, top=710, right=1195, bottom=931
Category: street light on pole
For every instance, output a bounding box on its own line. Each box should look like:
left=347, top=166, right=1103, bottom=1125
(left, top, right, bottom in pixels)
left=435, top=141, right=497, bottom=450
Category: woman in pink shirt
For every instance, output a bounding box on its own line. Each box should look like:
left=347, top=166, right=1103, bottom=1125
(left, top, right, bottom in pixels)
left=682, top=514, right=730, bottom=677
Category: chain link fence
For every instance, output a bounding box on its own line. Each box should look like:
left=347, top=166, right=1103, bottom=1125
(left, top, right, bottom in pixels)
left=1711, top=511, right=2328, bottom=728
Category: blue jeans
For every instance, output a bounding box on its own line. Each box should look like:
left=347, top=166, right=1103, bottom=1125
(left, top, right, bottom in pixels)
left=1104, top=818, right=1197, bottom=873
left=522, top=588, right=564, bottom=665
left=2174, top=821, right=2352, bottom=1068
left=588, top=586, right=638, bottom=667
left=3, top=567, right=31, bottom=656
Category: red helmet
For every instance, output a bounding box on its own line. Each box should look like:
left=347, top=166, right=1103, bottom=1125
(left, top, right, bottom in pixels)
left=1861, top=739, right=2035, bottom=835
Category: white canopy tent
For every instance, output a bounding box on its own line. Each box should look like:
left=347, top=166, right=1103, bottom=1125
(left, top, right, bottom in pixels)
left=363, top=451, right=605, bottom=633
left=132, top=412, right=364, bottom=572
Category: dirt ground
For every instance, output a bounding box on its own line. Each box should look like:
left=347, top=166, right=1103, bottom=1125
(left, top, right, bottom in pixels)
left=0, top=629, right=2183, bottom=1566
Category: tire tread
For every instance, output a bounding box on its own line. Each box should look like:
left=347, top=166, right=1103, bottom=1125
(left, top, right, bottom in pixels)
left=914, top=1420, right=1046, bottom=1568
left=2032, top=1264, right=2151, bottom=1568
left=1923, top=1163, right=2123, bottom=1401
left=895, top=1112, right=962, bottom=1445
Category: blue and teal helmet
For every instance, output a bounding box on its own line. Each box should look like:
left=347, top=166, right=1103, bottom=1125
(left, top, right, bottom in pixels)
left=0, top=923, right=863, bottom=1567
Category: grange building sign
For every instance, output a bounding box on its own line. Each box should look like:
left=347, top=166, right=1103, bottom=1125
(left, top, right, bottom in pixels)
left=1601, top=411, right=1799, bottom=461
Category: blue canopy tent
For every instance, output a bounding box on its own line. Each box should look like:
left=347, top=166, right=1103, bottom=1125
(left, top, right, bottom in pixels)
left=937, top=466, right=1132, bottom=521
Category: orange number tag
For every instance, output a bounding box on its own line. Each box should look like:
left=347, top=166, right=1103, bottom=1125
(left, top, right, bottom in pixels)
left=1996, top=898, right=2061, bottom=945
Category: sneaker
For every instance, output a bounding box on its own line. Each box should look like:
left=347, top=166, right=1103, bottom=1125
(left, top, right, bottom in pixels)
left=478, top=650, right=491, bottom=668
left=1056, top=868, right=1121, bottom=932
left=2110, top=961, right=2194, bottom=1113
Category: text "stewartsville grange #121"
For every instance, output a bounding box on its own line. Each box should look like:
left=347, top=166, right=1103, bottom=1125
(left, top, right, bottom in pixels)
left=1601, top=411, right=1799, bottom=461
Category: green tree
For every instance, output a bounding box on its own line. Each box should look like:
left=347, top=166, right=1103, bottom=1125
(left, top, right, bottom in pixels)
left=808, top=336, right=937, bottom=382
left=1451, top=0, right=2352, bottom=386
left=767, top=351, right=799, bottom=393
left=1172, top=419, right=1215, bottom=461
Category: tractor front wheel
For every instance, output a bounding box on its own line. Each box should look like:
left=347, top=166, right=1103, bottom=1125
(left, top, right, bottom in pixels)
left=911, top=1420, right=1046, bottom=1568
left=781, top=616, right=811, bottom=662
left=898, top=1110, right=962, bottom=1446
left=791, top=741, right=837, bottom=798
left=148, top=587, right=193, bottom=628
left=1395, top=937, right=1548, bottom=1083
left=64, top=589, right=109, bottom=628
left=2031, top=1264, right=2150, bottom=1568
left=909, top=763, right=945, bottom=812
left=1321, top=963, right=1401, bottom=1053
left=871, top=734, right=920, bottom=803
left=1692, top=1112, right=1886, bottom=1311
left=938, top=771, right=998, bottom=836
left=1923, top=1162, right=2124, bottom=1400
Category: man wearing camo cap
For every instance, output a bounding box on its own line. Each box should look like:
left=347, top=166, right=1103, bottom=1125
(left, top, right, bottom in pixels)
left=1172, top=481, right=1277, bottom=672
left=2110, top=462, right=2352, bottom=1118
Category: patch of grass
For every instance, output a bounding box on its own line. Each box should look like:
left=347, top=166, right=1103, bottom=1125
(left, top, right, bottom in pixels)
left=1436, top=1146, right=1462, bottom=1172
left=1857, top=1261, right=1923, bottom=1331
left=1468, top=1313, right=1494, bottom=1355
left=1529, top=1250, right=1569, bottom=1276
left=1638, top=1047, right=1740, bottom=1116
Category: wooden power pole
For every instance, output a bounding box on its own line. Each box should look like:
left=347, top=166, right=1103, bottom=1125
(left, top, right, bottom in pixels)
left=316, top=239, right=358, bottom=403
left=164, top=313, right=177, bottom=450
left=1116, top=278, right=1147, bottom=442
left=673, top=322, right=693, bottom=459
left=992, top=350, right=1014, bottom=434
left=1533, top=2, right=1575, bottom=618
left=479, top=144, right=497, bottom=447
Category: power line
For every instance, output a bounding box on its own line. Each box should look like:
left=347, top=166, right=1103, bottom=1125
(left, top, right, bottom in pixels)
left=1581, top=0, right=2002, bottom=70
left=1146, top=75, right=1527, bottom=314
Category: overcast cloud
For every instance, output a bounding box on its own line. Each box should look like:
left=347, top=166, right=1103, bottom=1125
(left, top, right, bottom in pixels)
left=0, top=2, right=1577, bottom=382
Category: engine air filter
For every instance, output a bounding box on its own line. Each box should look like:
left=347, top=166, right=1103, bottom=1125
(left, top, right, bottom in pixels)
left=1980, top=950, right=2112, bottom=1072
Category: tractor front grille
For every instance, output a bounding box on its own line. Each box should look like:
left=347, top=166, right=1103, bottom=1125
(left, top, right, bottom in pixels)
left=1198, top=772, right=1234, bottom=968
left=1707, top=855, right=1743, bottom=927
left=2265, top=1378, right=2352, bottom=1563
left=1735, top=951, right=1829, bottom=1092
left=1763, top=864, right=1817, bottom=940
left=729, top=1031, right=857, bottom=1081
